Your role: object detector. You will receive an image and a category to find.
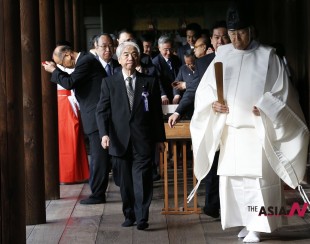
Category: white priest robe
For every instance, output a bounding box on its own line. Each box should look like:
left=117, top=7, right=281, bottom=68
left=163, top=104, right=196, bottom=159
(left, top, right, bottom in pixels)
left=189, top=41, right=309, bottom=232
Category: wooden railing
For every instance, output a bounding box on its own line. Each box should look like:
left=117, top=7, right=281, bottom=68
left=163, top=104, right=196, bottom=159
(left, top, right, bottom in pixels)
left=159, top=121, right=201, bottom=214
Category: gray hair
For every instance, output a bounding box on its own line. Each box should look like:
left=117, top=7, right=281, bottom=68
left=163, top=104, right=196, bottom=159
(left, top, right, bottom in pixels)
left=158, top=35, right=173, bottom=46
left=115, top=41, right=140, bottom=59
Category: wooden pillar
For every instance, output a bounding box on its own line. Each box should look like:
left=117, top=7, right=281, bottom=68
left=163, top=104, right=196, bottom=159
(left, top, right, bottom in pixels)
left=73, top=0, right=81, bottom=50
left=54, top=0, right=66, bottom=43
left=20, top=0, right=46, bottom=225
left=79, top=2, right=86, bottom=50
left=0, top=0, right=26, bottom=242
left=39, top=0, right=60, bottom=200
left=64, top=0, right=74, bottom=46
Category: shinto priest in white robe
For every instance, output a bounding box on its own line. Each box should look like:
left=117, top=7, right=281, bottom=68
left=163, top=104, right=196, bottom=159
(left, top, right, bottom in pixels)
left=189, top=41, right=309, bottom=233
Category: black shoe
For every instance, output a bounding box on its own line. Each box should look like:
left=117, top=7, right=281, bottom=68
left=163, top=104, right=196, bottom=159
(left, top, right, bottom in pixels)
left=137, top=222, right=149, bottom=230
left=121, top=218, right=135, bottom=227
left=80, top=197, right=106, bottom=205
left=203, top=207, right=220, bottom=218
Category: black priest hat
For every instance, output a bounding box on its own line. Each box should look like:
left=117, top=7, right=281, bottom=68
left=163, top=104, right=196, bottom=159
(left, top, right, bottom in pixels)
left=226, top=1, right=252, bottom=30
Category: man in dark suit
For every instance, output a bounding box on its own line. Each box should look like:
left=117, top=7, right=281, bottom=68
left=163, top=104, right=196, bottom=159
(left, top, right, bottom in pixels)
left=96, top=41, right=166, bottom=230
left=168, top=21, right=230, bottom=218
left=177, top=23, right=201, bottom=64
left=152, top=35, right=182, bottom=105
left=172, top=49, right=196, bottom=118
left=42, top=45, right=110, bottom=205
left=115, top=29, right=156, bottom=76
left=139, top=33, right=159, bottom=59
left=95, top=33, right=120, bottom=75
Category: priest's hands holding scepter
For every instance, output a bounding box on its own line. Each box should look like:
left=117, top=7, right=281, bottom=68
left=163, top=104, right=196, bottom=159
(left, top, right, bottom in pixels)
left=212, top=101, right=229, bottom=114
left=211, top=101, right=260, bottom=116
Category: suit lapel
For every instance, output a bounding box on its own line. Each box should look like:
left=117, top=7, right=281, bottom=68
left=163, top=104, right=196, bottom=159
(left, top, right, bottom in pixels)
left=115, top=72, right=132, bottom=115
left=131, top=74, right=146, bottom=116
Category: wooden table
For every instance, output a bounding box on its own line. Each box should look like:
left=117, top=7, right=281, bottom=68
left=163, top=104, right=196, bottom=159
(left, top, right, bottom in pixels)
left=159, top=121, right=201, bottom=215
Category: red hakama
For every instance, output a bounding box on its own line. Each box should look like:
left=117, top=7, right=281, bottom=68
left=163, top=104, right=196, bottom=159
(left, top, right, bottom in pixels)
left=57, top=89, right=89, bottom=183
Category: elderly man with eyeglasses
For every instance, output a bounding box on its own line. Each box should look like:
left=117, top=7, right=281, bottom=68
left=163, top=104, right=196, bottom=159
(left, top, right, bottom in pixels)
left=190, top=2, right=309, bottom=243
left=94, top=33, right=120, bottom=76
left=96, top=41, right=165, bottom=230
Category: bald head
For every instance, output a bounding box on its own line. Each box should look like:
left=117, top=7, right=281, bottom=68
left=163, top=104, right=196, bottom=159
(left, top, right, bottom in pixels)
left=53, top=45, right=70, bottom=59
left=53, top=45, right=75, bottom=68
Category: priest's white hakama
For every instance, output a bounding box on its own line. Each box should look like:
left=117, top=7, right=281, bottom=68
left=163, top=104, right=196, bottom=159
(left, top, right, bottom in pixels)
left=189, top=41, right=309, bottom=233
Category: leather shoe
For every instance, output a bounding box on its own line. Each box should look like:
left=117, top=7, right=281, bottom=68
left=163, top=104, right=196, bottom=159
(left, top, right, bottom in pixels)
left=121, top=218, right=135, bottom=227
left=137, top=222, right=149, bottom=230
left=203, top=207, right=220, bottom=218
left=80, top=197, right=106, bottom=205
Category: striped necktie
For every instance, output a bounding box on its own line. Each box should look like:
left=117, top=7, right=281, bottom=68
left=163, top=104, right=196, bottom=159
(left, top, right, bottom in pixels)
left=105, top=63, right=112, bottom=76
left=126, top=77, right=134, bottom=111
left=167, top=59, right=173, bottom=70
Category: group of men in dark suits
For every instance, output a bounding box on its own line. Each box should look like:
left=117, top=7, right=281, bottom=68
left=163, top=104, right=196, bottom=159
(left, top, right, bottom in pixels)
left=41, top=20, right=231, bottom=229
left=177, top=22, right=202, bottom=64
left=168, top=21, right=231, bottom=218
left=42, top=34, right=166, bottom=230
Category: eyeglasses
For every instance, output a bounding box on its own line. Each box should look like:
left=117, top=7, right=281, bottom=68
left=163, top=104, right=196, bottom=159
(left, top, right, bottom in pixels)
left=228, top=28, right=249, bottom=38
left=55, top=53, right=67, bottom=67
left=194, top=44, right=205, bottom=49
left=161, top=48, right=173, bottom=52
left=98, top=44, right=113, bottom=49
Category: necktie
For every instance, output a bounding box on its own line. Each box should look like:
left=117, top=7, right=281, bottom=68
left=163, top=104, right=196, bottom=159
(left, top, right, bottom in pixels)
left=126, top=77, right=134, bottom=111
left=105, top=63, right=112, bottom=76
left=167, top=59, right=173, bottom=70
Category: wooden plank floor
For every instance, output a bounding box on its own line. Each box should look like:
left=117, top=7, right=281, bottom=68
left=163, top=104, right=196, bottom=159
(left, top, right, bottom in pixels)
left=26, top=173, right=310, bottom=244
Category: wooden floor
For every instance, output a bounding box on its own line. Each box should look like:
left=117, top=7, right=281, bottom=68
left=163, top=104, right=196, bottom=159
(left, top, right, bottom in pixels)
left=26, top=173, right=310, bottom=244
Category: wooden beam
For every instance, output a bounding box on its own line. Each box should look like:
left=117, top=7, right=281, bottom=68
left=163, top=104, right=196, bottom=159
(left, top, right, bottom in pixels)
left=39, top=0, right=60, bottom=200
left=20, top=0, right=46, bottom=225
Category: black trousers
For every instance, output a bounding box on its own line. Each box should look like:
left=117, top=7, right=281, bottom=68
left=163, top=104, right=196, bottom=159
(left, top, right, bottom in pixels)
left=112, top=143, right=153, bottom=225
left=204, top=150, right=220, bottom=212
left=87, top=131, right=111, bottom=200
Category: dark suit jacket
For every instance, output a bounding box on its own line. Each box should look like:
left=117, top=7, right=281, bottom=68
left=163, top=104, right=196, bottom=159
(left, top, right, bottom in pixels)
left=152, top=54, right=182, bottom=101
left=110, top=59, right=121, bottom=75
left=93, top=54, right=121, bottom=75
left=51, top=51, right=106, bottom=134
left=96, top=71, right=166, bottom=157
left=140, top=54, right=157, bottom=76
left=175, top=64, right=195, bottom=88
left=177, top=43, right=192, bottom=64
left=175, top=52, right=215, bottom=116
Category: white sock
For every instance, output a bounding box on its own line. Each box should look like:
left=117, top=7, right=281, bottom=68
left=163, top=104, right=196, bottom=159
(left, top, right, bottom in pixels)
left=243, top=231, right=260, bottom=243
left=238, top=227, right=249, bottom=238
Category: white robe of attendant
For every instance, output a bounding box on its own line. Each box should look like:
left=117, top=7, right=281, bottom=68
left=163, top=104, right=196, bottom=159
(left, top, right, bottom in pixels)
left=189, top=41, right=309, bottom=232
